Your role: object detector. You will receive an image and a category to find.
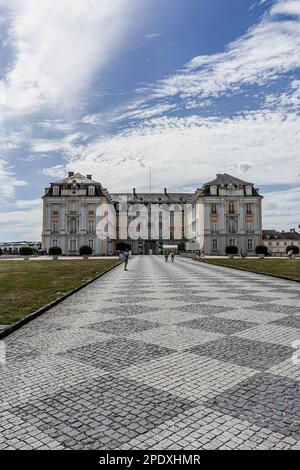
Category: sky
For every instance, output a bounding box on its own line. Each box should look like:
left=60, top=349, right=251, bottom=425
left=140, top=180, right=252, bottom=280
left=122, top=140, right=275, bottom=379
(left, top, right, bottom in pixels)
left=0, top=0, right=300, bottom=241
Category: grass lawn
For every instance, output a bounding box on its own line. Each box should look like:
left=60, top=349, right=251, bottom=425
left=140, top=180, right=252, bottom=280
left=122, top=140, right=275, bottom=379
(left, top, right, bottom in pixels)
left=200, top=258, right=300, bottom=282
left=0, top=259, right=121, bottom=325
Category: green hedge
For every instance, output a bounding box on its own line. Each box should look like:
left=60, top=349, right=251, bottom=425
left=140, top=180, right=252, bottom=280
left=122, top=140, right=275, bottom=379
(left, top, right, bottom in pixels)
left=225, top=245, right=238, bottom=255
left=19, top=246, right=34, bottom=256
left=49, top=246, right=62, bottom=256
left=255, top=245, right=268, bottom=255
left=79, top=245, right=93, bottom=256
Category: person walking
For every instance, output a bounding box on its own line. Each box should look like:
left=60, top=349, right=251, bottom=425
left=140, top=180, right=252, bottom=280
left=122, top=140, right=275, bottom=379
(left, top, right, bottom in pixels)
left=164, top=251, right=169, bottom=262
left=170, top=250, right=175, bottom=263
left=123, top=249, right=129, bottom=270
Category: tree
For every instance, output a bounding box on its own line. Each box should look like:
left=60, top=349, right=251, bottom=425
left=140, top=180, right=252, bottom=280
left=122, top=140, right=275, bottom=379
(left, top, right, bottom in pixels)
left=286, top=245, right=299, bottom=255
left=0, top=247, right=2, bottom=256
left=79, top=245, right=93, bottom=256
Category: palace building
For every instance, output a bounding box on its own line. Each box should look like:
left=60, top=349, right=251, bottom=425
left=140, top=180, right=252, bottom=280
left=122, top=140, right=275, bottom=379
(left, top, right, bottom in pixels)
left=42, top=172, right=263, bottom=255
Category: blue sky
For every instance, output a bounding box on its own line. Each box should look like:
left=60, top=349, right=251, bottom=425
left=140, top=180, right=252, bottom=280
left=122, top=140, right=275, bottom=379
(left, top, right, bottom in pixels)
left=0, top=0, right=300, bottom=240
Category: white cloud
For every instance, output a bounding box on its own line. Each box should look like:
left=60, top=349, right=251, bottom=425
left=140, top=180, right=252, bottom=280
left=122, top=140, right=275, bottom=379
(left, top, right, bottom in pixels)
left=41, top=165, right=67, bottom=179
left=263, top=186, right=300, bottom=230
left=126, top=0, right=300, bottom=110
left=14, top=198, right=41, bottom=209
left=0, top=0, right=136, bottom=118
left=0, top=207, right=42, bottom=241
left=144, top=33, right=163, bottom=39
left=271, top=0, right=300, bottom=17
left=41, top=110, right=300, bottom=194
left=0, top=159, right=27, bottom=199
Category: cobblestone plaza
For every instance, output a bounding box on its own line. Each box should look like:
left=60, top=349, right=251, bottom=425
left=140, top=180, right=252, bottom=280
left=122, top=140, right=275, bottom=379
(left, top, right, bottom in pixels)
left=0, top=257, right=299, bottom=450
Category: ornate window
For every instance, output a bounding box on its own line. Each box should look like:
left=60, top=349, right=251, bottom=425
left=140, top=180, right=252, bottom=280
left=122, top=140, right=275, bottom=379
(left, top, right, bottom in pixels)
left=88, top=220, right=95, bottom=233
left=246, top=221, right=253, bottom=233
left=212, top=239, right=218, bottom=251
left=70, top=217, right=78, bottom=234
left=228, top=217, right=236, bottom=233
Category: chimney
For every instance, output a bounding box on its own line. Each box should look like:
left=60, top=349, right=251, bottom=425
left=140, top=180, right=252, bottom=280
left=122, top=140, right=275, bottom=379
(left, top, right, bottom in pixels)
left=290, top=228, right=295, bottom=233
left=133, top=188, right=136, bottom=196
left=164, top=188, right=167, bottom=195
left=68, top=171, right=74, bottom=177
left=87, top=174, right=92, bottom=180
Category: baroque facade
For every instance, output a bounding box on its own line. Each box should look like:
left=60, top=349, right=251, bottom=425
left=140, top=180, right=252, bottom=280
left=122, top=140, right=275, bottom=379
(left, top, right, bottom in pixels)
left=42, top=172, right=263, bottom=255
left=263, top=229, right=300, bottom=257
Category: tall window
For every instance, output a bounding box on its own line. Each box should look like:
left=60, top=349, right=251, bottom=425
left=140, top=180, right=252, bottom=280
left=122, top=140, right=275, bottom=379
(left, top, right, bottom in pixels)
left=70, top=239, right=77, bottom=251
left=248, top=239, right=253, bottom=251
left=229, top=201, right=235, bottom=214
left=88, top=220, right=95, bottom=233
left=52, top=220, right=59, bottom=234
left=71, top=200, right=77, bottom=213
left=246, top=221, right=253, bottom=234
left=52, top=240, right=58, bottom=247
left=53, top=186, right=59, bottom=196
left=246, top=203, right=252, bottom=215
left=88, top=186, right=95, bottom=196
left=228, top=217, right=236, bottom=233
left=52, top=204, right=59, bottom=215
left=212, top=239, right=218, bottom=251
left=211, top=203, right=217, bottom=214
left=228, top=238, right=236, bottom=246
left=211, top=221, right=218, bottom=233
left=70, top=217, right=77, bottom=234
left=88, top=239, right=94, bottom=250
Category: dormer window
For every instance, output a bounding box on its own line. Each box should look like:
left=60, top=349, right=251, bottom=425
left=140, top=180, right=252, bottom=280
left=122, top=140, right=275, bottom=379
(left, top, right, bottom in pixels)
left=53, top=186, right=59, bottom=196
left=246, top=186, right=252, bottom=196
left=210, top=185, right=217, bottom=196
left=88, top=186, right=95, bottom=196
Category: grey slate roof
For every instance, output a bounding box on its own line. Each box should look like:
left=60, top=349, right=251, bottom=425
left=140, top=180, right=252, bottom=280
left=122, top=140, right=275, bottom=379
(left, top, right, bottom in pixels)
left=263, top=230, right=300, bottom=240
left=204, top=173, right=254, bottom=187
left=52, top=173, right=101, bottom=185
left=110, top=192, right=193, bottom=204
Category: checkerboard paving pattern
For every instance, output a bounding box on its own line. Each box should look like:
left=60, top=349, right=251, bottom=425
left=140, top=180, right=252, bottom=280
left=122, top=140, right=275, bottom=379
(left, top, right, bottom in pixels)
left=1, top=255, right=299, bottom=449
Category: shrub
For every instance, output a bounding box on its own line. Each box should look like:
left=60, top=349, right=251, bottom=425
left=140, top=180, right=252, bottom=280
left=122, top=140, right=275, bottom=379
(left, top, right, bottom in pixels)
left=79, top=245, right=93, bottom=256
left=255, top=245, right=268, bottom=255
left=49, top=246, right=62, bottom=256
left=19, top=246, right=34, bottom=256
left=225, top=245, right=238, bottom=255
left=286, top=245, right=299, bottom=255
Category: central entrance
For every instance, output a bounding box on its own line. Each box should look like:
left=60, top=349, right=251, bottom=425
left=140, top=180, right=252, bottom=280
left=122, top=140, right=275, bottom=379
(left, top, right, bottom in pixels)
left=144, top=240, right=158, bottom=255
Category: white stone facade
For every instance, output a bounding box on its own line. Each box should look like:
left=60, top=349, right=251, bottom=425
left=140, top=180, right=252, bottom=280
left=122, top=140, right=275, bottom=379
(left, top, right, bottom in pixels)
left=42, top=172, right=263, bottom=255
